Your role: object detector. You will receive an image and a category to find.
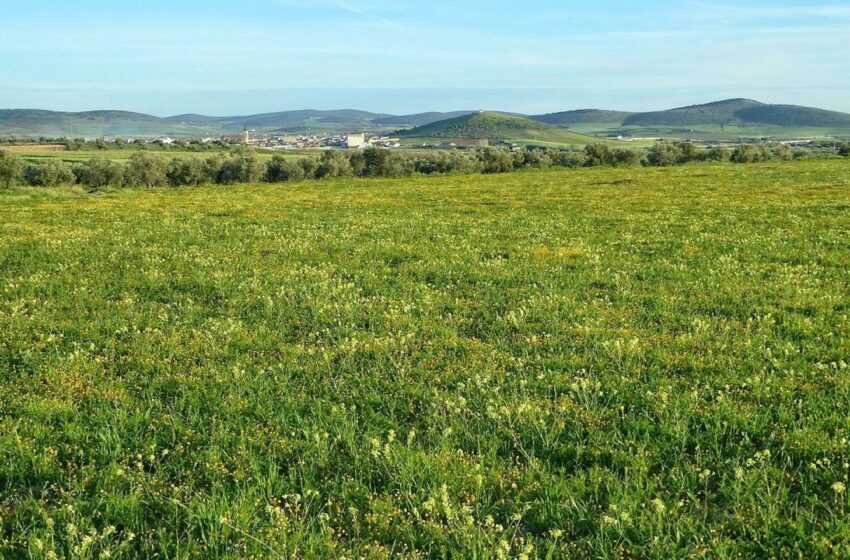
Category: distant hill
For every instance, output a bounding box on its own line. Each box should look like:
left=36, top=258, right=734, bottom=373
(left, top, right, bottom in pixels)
left=532, top=109, right=634, bottom=127
left=734, top=104, right=850, bottom=127
left=0, top=109, right=202, bottom=138
left=2, top=99, right=850, bottom=139
left=165, top=109, right=390, bottom=133
left=372, top=111, right=475, bottom=128
left=397, top=112, right=597, bottom=145
left=620, top=99, right=850, bottom=128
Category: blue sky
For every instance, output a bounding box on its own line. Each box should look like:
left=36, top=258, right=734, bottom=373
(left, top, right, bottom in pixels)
left=1, top=0, right=849, bottom=115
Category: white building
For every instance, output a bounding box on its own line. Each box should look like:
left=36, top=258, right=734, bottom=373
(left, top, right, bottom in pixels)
left=345, top=133, right=367, bottom=148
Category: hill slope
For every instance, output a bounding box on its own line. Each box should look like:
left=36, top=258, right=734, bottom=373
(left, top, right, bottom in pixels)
left=164, top=109, right=390, bottom=133
left=532, top=109, right=634, bottom=127
left=372, top=111, right=476, bottom=128
left=620, top=99, right=850, bottom=128
left=397, top=112, right=598, bottom=145
left=0, top=109, right=204, bottom=138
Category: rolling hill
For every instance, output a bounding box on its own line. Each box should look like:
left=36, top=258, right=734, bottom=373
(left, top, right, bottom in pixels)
left=164, top=109, right=391, bottom=133
left=532, top=109, right=634, bottom=127
left=396, top=111, right=598, bottom=145
left=372, top=111, right=476, bottom=128
left=530, top=99, right=850, bottom=139
left=2, top=99, right=850, bottom=140
left=0, top=110, right=205, bottom=138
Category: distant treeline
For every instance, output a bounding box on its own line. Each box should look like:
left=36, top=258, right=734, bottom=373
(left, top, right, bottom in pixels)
left=2, top=142, right=849, bottom=190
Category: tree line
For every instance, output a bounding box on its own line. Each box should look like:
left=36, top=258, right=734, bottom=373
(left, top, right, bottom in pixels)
left=1, top=142, right=847, bottom=190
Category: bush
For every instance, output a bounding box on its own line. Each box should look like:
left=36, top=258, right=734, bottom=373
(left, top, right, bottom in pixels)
left=774, top=143, right=792, bottom=161
left=700, top=146, right=731, bottom=162
left=476, top=147, right=514, bottom=174
left=730, top=145, right=769, bottom=164
left=584, top=143, right=613, bottom=167
left=125, top=152, right=168, bottom=188
left=362, top=147, right=407, bottom=177
left=217, top=147, right=264, bottom=184
left=612, top=149, right=642, bottom=167
left=839, top=143, right=850, bottom=157
left=646, top=141, right=696, bottom=167
left=316, top=150, right=353, bottom=179
left=0, top=150, right=24, bottom=188
left=517, top=148, right=553, bottom=170
left=23, top=160, right=75, bottom=187
left=265, top=155, right=307, bottom=182
left=74, top=157, right=125, bottom=190
left=434, top=151, right=482, bottom=174
left=166, top=157, right=208, bottom=187
left=551, top=150, right=586, bottom=168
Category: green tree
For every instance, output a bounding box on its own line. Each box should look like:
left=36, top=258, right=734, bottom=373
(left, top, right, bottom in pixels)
left=730, top=144, right=769, bottom=164
left=551, top=150, right=586, bottom=168
left=612, top=149, right=641, bottom=167
left=166, top=157, right=207, bottom=187
left=774, top=143, right=792, bottom=161
left=74, top=157, right=125, bottom=190
left=475, top=148, right=514, bottom=174
left=217, top=147, right=264, bottom=184
left=0, top=150, right=23, bottom=188
left=362, top=147, right=406, bottom=177
left=700, top=146, right=731, bottom=162
left=645, top=140, right=698, bottom=167
left=124, top=152, right=168, bottom=188
left=316, top=150, right=353, bottom=179
left=265, top=154, right=307, bottom=182
left=584, top=143, right=613, bottom=167
left=23, top=160, right=75, bottom=187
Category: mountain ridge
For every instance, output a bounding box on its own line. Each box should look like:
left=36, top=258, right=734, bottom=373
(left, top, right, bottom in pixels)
left=2, top=99, right=850, bottom=139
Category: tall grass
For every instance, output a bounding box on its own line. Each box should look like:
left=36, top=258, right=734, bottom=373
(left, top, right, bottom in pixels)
left=1, top=160, right=850, bottom=558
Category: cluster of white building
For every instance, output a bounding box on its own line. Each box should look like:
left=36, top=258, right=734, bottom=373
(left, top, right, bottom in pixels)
left=247, top=132, right=400, bottom=150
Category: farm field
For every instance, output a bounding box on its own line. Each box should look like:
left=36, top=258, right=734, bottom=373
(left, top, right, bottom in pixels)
left=2, top=160, right=850, bottom=558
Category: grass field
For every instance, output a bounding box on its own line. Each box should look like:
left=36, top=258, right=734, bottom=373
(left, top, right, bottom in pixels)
left=2, top=160, right=850, bottom=558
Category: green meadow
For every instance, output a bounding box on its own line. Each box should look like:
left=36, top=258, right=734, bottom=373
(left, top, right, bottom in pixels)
left=2, top=160, right=850, bottom=558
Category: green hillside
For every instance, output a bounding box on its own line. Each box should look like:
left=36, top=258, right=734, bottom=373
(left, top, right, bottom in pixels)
left=532, top=109, right=634, bottom=127
left=531, top=100, right=850, bottom=140
left=0, top=109, right=207, bottom=138
left=166, top=109, right=391, bottom=133
left=623, top=99, right=762, bottom=127
left=735, top=104, right=850, bottom=127
left=372, top=111, right=475, bottom=128
left=397, top=111, right=599, bottom=145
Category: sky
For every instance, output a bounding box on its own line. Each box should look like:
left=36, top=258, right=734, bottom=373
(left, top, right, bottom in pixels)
left=1, top=0, right=849, bottom=116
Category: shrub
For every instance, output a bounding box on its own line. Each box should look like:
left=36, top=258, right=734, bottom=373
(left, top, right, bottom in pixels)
left=518, top=148, right=553, bottom=170
left=584, top=143, right=613, bottom=167
left=476, top=148, right=514, bottom=174
left=551, top=150, right=586, bottom=168
left=23, top=160, right=75, bottom=187
left=700, top=146, right=731, bottom=162
left=265, top=155, right=307, bottom=182
left=217, top=147, right=264, bottom=184
left=612, top=149, right=642, bottom=167
left=0, top=150, right=24, bottom=188
left=166, top=157, right=208, bottom=187
left=646, top=141, right=696, bottom=167
left=730, top=145, right=769, bottom=164
left=74, top=157, right=125, bottom=190
left=125, top=152, right=168, bottom=188
left=316, top=150, right=353, bottom=179
left=774, top=143, right=792, bottom=161
left=362, top=147, right=407, bottom=177
left=839, top=143, right=850, bottom=157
